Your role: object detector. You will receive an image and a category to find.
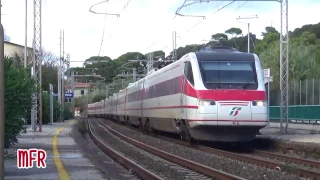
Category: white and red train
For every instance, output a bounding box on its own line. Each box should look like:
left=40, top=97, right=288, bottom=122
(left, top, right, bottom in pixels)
left=88, top=47, right=268, bottom=142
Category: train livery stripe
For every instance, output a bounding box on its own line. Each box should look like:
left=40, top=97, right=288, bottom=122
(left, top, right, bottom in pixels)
left=118, top=75, right=266, bottom=106
left=91, top=78, right=267, bottom=111
left=125, top=105, right=198, bottom=110
left=187, top=119, right=268, bottom=122
left=183, top=78, right=266, bottom=101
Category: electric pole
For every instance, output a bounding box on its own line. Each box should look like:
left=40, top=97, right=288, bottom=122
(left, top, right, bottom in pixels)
left=59, top=29, right=65, bottom=122
left=172, top=31, right=177, bottom=60
left=33, top=0, right=43, bottom=132
left=0, top=0, right=6, bottom=176
left=24, top=0, right=27, bottom=68
left=133, top=68, right=136, bottom=82
left=174, top=31, right=177, bottom=60
left=71, top=71, right=75, bottom=116
left=58, top=30, right=62, bottom=122
left=236, top=15, right=259, bottom=53
left=61, top=30, right=65, bottom=122
left=50, top=84, right=53, bottom=124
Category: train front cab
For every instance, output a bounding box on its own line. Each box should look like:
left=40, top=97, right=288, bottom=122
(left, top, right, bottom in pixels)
left=185, top=52, right=268, bottom=142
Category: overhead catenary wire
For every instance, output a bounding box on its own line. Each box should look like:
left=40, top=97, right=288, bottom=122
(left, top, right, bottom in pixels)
left=94, top=0, right=132, bottom=64
left=159, top=0, right=246, bottom=59
left=144, top=41, right=157, bottom=54
left=97, top=15, right=108, bottom=63
left=121, top=0, right=132, bottom=12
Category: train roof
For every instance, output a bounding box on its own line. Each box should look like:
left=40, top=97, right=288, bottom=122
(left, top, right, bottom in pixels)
left=195, top=46, right=255, bottom=61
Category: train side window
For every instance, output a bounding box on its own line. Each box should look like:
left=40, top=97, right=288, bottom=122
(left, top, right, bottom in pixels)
left=184, top=61, right=194, bottom=86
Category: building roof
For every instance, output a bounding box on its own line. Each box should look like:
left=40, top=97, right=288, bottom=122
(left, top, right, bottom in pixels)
left=4, top=41, right=33, bottom=50
left=74, top=82, right=91, bottom=88
left=74, top=82, right=97, bottom=88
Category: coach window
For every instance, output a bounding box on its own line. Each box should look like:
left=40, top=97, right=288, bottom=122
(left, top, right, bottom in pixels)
left=185, top=61, right=194, bottom=86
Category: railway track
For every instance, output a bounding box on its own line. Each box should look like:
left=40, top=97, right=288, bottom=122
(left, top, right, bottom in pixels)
left=87, top=119, right=161, bottom=180
left=98, top=118, right=320, bottom=180
left=252, top=150, right=320, bottom=169
left=89, top=119, right=245, bottom=180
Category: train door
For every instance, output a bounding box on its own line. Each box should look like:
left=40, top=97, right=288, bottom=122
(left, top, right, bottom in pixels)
left=180, top=61, right=195, bottom=119
left=140, top=78, right=145, bottom=120
left=179, top=62, right=187, bottom=119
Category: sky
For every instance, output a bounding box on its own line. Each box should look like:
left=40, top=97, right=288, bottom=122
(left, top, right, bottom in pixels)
left=2, top=0, right=320, bottom=67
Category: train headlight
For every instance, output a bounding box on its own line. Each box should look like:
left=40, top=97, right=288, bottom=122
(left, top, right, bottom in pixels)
left=199, top=99, right=216, bottom=106
left=252, top=100, right=265, bottom=106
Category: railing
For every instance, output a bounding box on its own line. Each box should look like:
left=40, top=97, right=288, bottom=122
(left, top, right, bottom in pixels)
left=269, top=105, right=320, bottom=124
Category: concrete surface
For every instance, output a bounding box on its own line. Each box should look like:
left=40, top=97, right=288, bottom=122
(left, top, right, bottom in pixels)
left=4, top=120, right=106, bottom=180
left=258, top=122, right=320, bottom=144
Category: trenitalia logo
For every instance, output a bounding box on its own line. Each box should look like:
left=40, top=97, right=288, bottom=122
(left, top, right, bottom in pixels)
left=229, top=107, right=242, bottom=116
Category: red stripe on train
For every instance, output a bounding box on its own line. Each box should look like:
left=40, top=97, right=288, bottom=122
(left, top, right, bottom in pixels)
left=183, top=78, right=266, bottom=101
left=125, top=105, right=198, bottom=110
left=188, top=119, right=268, bottom=122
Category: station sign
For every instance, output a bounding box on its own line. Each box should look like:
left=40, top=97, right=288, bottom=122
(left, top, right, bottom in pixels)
left=263, top=68, right=273, bottom=84
left=65, top=93, right=74, bottom=98
left=52, top=92, right=73, bottom=98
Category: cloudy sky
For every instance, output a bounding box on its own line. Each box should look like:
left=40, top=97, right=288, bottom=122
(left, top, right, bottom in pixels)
left=2, top=0, right=320, bottom=67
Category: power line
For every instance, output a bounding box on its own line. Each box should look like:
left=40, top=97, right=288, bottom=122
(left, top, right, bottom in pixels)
left=121, top=0, right=132, bottom=12
left=155, top=0, right=244, bottom=59
left=144, top=41, right=157, bottom=53
left=186, top=1, right=236, bottom=33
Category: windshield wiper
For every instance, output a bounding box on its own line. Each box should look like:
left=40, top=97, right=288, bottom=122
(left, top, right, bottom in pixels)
left=243, top=74, right=256, bottom=89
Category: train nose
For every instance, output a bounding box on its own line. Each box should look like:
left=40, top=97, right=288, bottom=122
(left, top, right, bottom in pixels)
left=217, top=101, right=251, bottom=125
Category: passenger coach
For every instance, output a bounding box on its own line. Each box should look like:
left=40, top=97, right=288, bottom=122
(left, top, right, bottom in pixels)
left=88, top=46, right=268, bottom=142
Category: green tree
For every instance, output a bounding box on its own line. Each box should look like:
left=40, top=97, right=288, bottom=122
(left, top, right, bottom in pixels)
left=211, top=33, right=228, bottom=40
left=225, top=27, right=242, bottom=38
left=4, top=57, right=36, bottom=148
left=259, top=31, right=320, bottom=90
left=255, top=27, right=279, bottom=55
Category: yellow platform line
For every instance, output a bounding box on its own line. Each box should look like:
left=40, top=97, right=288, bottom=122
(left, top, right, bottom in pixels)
left=52, top=120, right=76, bottom=180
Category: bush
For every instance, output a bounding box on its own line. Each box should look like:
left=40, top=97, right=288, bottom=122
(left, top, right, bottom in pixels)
left=63, top=104, right=73, bottom=120
left=4, top=57, right=36, bottom=148
left=78, top=120, right=87, bottom=137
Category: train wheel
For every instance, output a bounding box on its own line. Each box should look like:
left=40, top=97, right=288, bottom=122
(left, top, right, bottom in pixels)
left=145, top=120, right=153, bottom=134
left=138, top=119, right=143, bottom=130
left=184, top=128, right=196, bottom=144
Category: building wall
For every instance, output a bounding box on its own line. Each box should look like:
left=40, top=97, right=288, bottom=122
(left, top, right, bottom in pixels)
left=74, top=88, right=89, bottom=98
left=4, top=42, right=33, bottom=58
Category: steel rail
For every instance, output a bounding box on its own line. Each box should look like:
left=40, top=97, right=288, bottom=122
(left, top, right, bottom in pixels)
left=98, top=118, right=320, bottom=180
left=96, top=119, right=245, bottom=180
left=87, top=120, right=162, bottom=180
left=252, top=150, right=320, bottom=169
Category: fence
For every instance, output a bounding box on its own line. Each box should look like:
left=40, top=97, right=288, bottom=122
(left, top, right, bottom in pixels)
left=269, top=79, right=320, bottom=123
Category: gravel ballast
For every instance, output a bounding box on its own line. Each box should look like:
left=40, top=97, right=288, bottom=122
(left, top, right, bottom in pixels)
left=100, top=119, right=307, bottom=180
left=267, top=148, right=320, bottom=162
left=254, top=138, right=320, bottom=161
left=243, top=153, right=320, bottom=172
left=71, top=120, right=140, bottom=180
left=90, top=120, right=212, bottom=180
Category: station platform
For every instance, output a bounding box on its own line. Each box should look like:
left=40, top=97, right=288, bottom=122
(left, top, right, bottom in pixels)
left=258, top=122, right=320, bottom=144
left=4, top=120, right=106, bottom=180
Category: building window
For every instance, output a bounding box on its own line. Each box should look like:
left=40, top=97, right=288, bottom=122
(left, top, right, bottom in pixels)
left=81, top=90, right=84, bottom=95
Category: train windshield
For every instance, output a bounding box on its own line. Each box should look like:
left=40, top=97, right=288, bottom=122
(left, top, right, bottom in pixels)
left=199, top=61, right=258, bottom=89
